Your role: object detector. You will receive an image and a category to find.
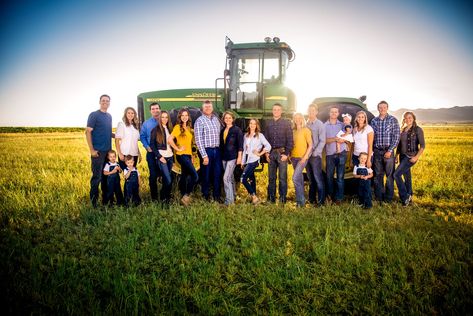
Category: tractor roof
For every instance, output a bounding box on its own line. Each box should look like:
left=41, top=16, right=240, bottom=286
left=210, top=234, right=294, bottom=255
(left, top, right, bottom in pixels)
left=226, top=41, right=293, bottom=59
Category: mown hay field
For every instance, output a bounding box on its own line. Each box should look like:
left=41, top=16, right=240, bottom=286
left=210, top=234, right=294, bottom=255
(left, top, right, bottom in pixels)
left=1, top=125, right=472, bottom=314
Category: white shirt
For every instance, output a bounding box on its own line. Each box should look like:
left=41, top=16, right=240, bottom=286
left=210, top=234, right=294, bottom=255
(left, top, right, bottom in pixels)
left=116, top=122, right=140, bottom=156
left=103, top=162, right=119, bottom=172
left=158, top=127, right=173, bottom=158
left=242, top=133, right=271, bottom=165
left=353, top=125, right=374, bottom=156
left=336, top=130, right=354, bottom=143
left=124, top=167, right=140, bottom=177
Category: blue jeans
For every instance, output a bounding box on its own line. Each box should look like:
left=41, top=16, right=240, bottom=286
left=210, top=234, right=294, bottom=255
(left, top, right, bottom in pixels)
left=306, top=156, right=325, bottom=205
left=373, top=148, right=395, bottom=202
left=267, top=150, right=288, bottom=203
left=241, top=161, right=259, bottom=195
left=200, top=148, right=222, bottom=200
left=326, top=151, right=347, bottom=202
left=105, top=170, right=124, bottom=206
left=222, top=159, right=237, bottom=204
left=90, top=150, right=109, bottom=207
left=358, top=179, right=372, bottom=208
left=176, top=154, right=198, bottom=196
left=292, top=158, right=308, bottom=206
left=146, top=151, right=160, bottom=201
left=394, top=154, right=415, bottom=202
left=158, top=156, right=173, bottom=203
left=124, top=170, right=141, bottom=206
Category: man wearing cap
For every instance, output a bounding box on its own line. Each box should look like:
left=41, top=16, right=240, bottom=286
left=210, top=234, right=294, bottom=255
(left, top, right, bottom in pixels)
left=325, top=106, right=348, bottom=204
left=371, top=100, right=400, bottom=202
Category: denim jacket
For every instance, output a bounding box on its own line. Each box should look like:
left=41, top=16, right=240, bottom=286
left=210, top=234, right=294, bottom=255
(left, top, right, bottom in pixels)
left=397, top=126, right=425, bottom=157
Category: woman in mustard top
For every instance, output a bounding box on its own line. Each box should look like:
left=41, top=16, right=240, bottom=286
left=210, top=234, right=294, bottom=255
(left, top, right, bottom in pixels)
left=168, top=109, right=199, bottom=206
left=291, top=113, right=313, bottom=207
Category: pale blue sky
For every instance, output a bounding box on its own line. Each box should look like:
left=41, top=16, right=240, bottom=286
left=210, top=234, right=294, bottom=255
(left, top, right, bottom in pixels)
left=1, top=0, right=472, bottom=126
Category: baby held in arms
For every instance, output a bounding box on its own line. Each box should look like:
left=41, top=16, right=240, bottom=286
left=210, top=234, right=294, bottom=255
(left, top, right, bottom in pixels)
left=336, top=113, right=354, bottom=153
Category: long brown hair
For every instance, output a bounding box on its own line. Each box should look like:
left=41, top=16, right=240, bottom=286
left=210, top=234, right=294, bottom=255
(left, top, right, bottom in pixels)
left=354, top=111, right=368, bottom=132
left=122, top=107, right=139, bottom=130
left=401, top=111, right=418, bottom=135
left=155, top=111, right=173, bottom=144
left=176, top=108, right=192, bottom=136
left=246, top=118, right=261, bottom=137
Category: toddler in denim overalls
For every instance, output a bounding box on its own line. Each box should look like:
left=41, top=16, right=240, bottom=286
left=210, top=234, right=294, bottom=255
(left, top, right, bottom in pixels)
left=103, top=150, right=124, bottom=206
left=123, top=155, right=141, bottom=206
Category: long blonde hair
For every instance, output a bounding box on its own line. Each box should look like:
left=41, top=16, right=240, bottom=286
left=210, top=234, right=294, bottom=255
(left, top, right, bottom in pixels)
left=354, top=111, right=368, bottom=133
left=292, top=112, right=306, bottom=130
left=122, top=107, right=139, bottom=130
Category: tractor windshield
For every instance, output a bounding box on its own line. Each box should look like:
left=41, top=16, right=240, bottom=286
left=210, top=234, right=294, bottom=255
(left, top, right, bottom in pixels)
left=229, top=49, right=289, bottom=110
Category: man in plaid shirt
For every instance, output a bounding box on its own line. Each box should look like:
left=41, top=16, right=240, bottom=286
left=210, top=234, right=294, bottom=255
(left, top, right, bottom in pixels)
left=194, top=100, right=223, bottom=201
left=371, top=100, right=400, bottom=202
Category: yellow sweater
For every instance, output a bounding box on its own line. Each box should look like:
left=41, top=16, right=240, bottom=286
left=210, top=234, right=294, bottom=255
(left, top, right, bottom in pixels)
left=171, top=125, right=194, bottom=155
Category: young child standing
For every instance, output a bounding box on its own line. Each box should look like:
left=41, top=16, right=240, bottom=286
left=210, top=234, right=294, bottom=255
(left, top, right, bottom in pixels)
left=123, top=155, right=141, bottom=206
left=336, top=113, right=354, bottom=153
left=103, top=150, right=124, bottom=206
left=353, top=152, right=373, bottom=209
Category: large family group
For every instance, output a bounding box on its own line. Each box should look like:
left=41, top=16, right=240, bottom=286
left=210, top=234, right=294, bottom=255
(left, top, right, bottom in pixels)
left=86, top=95, right=425, bottom=209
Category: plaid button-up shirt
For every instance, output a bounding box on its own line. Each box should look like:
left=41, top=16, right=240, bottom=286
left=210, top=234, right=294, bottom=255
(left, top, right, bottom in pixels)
left=194, top=113, right=222, bottom=158
left=371, top=114, right=400, bottom=152
left=265, top=118, right=293, bottom=155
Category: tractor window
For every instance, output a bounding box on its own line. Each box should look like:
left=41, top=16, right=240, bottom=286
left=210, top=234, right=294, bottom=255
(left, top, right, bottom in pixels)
left=235, top=53, right=262, bottom=109
left=263, top=52, right=280, bottom=82
left=238, top=56, right=260, bottom=83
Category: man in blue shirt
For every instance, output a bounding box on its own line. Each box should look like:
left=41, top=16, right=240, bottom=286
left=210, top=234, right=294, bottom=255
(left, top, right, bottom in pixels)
left=264, top=103, right=293, bottom=204
left=86, top=94, right=112, bottom=207
left=140, top=102, right=161, bottom=201
left=306, top=103, right=326, bottom=206
left=325, top=106, right=347, bottom=204
left=194, top=100, right=223, bottom=201
left=371, top=100, right=400, bottom=202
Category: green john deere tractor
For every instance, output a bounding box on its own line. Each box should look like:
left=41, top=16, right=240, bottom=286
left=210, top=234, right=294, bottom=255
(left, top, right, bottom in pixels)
left=137, top=37, right=374, bottom=180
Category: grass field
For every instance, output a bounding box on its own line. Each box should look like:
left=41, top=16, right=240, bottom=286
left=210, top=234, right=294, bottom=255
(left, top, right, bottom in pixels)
left=1, top=125, right=472, bottom=314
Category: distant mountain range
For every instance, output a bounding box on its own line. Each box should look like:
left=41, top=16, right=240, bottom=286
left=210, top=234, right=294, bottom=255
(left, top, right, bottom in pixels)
left=371, top=106, right=473, bottom=123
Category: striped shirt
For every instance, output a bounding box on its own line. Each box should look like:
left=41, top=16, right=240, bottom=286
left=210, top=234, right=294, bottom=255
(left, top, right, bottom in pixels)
left=371, top=114, right=400, bottom=152
left=194, top=114, right=222, bottom=158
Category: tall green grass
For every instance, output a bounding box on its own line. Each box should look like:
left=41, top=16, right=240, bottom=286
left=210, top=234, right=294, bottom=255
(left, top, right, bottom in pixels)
left=1, top=127, right=472, bottom=314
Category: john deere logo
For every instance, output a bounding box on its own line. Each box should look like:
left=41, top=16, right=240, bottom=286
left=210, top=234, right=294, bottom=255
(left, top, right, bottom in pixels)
left=189, top=92, right=217, bottom=98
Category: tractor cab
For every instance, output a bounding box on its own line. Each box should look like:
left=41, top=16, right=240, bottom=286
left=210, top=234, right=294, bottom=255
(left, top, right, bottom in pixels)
left=222, top=37, right=296, bottom=119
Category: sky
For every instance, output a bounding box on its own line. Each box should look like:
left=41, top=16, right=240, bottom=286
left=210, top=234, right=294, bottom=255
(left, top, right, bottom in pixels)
left=0, top=0, right=472, bottom=127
